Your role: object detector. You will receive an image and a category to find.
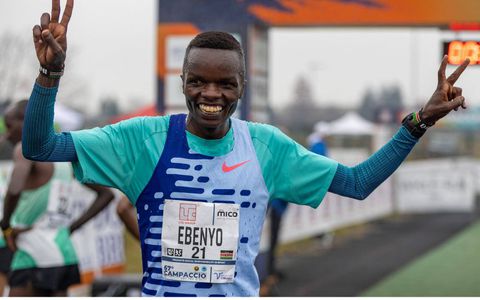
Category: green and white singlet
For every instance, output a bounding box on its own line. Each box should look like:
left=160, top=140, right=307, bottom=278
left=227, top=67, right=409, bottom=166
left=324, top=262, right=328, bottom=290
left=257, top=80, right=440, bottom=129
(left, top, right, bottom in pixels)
left=10, top=163, right=78, bottom=270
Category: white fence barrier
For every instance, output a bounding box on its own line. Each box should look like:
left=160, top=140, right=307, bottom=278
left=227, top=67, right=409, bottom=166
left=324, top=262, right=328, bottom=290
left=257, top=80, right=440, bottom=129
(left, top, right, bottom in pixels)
left=394, top=158, right=478, bottom=213
left=260, top=157, right=480, bottom=250
left=260, top=148, right=395, bottom=250
left=277, top=180, right=393, bottom=245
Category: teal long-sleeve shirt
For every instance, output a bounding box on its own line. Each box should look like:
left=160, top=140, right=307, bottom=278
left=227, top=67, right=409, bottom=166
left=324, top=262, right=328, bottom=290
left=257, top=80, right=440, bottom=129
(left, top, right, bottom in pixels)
left=22, top=83, right=419, bottom=206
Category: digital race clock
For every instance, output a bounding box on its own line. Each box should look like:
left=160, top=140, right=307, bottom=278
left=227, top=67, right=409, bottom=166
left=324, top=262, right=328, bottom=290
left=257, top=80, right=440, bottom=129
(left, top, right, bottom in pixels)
left=443, top=40, right=480, bottom=65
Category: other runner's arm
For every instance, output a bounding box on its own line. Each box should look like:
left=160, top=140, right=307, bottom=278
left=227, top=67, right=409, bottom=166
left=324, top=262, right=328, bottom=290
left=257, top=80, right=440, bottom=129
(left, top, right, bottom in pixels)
left=22, top=0, right=77, bottom=162
left=0, top=145, right=33, bottom=250
left=328, top=56, right=470, bottom=200
left=116, top=196, right=140, bottom=241
left=68, top=184, right=115, bottom=234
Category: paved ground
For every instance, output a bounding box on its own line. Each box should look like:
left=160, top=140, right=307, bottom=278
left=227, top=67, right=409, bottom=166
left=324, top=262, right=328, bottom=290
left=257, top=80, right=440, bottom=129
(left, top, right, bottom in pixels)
left=265, top=212, right=478, bottom=297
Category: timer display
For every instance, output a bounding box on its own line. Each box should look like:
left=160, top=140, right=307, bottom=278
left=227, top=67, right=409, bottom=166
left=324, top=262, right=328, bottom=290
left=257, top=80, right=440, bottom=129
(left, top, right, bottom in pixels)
left=443, top=40, right=480, bottom=65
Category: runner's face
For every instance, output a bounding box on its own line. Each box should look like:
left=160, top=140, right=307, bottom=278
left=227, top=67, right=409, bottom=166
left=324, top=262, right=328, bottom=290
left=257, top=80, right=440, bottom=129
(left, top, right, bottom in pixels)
left=182, top=48, right=244, bottom=139
left=4, top=110, right=22, bottom=145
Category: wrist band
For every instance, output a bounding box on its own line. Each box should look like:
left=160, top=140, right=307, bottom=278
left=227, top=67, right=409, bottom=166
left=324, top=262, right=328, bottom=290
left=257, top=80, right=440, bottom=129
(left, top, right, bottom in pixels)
left=410, top=111, right=422, bottom=126
left=410, top=110, right=432, bottom=129
left=39, top=65, right=64, bottom=79
left=401, top=111, right=429, bottom=138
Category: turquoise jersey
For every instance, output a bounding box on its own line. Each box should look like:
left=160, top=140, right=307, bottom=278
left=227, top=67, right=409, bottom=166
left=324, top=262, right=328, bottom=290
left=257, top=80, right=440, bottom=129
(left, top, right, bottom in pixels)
left=70, top=115, right=337, bottom=296
left=71, top=115, right=337, bottom=208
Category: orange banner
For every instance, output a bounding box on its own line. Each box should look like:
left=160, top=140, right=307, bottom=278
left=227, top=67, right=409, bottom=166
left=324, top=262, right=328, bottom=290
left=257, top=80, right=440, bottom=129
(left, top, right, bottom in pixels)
left=249, top=0, right=480, bottom=27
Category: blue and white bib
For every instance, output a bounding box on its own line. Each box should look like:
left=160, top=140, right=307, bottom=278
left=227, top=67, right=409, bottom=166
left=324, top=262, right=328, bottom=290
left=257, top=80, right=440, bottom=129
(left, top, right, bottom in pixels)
left=136, top=114, right=269, bottom=296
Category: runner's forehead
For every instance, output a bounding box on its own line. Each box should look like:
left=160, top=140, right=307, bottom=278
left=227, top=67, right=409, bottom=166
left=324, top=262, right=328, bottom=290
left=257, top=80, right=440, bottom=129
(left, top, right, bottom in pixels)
left=185, top=48, right=243, bottom=74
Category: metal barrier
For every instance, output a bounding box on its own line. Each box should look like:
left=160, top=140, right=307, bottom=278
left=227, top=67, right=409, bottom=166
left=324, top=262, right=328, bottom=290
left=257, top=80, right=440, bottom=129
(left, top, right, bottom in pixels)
left=91, top=274, right=142, bottom=297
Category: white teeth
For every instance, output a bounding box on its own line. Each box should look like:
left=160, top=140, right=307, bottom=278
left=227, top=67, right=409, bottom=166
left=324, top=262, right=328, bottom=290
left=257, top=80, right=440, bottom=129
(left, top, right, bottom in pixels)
left=199, top=104, right=223, bottom=113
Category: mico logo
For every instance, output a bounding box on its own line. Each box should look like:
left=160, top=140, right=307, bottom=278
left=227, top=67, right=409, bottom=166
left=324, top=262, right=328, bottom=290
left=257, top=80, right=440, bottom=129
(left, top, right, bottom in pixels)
left=217, top=209, right=238, bottom=218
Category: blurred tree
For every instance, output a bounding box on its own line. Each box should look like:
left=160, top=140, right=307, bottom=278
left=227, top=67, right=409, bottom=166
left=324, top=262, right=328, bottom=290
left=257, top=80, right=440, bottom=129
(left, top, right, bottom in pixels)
left=379, top=85, right=404, bottom=123
left=275, top=75, right=348, bottom=143
left=0, top=33, right=89, bottom=114
left=276, top=75, right=321, bottom=133
left=101, top=98, right=120, bottom=118
left=358, top=88, right=378, bottom=122
left=357, top=85, right=404, bottom=124
left=83, top=97, right=121, bottom=128
left=0, top=33, right=34, bottom=102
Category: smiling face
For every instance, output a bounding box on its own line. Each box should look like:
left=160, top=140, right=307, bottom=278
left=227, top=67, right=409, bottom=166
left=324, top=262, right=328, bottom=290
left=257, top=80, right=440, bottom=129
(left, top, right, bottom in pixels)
left=182, top=47, right=245, bottom=139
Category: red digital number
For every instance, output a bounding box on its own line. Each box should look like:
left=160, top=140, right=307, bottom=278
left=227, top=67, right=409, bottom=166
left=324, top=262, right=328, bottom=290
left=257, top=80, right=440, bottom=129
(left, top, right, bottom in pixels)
left=447, top=40, right=479, bottom=65
left=463, top=41, right=479, bottom=65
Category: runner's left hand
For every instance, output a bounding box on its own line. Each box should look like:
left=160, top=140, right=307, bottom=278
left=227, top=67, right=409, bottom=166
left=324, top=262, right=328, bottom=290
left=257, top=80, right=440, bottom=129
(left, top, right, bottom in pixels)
left=420, top=55, right=470, bottom=125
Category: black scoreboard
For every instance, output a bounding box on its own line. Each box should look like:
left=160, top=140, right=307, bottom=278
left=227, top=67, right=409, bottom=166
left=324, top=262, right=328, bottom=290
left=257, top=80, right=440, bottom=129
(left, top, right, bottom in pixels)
left=443, top=40, right=480, bottom=65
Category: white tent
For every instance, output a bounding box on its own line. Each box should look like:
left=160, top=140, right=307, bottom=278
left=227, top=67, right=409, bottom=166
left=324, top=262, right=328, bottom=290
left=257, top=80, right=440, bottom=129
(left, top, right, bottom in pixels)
left=323, top=112, right=375, bottom=135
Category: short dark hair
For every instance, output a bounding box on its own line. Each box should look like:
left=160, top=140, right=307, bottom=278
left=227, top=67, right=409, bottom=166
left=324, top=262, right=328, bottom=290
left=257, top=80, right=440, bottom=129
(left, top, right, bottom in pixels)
left=15, top=99, right=28, bottom=119
left=5, top=99, right=28, bottom=120
left=183, top=31, right=246, bottom=78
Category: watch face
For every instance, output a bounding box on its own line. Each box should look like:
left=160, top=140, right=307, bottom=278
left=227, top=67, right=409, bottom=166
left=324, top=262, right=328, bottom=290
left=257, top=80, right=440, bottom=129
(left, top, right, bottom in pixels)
left=401, top=112, right=427, bottom=138
left=402, top=113, right=413, bottom=124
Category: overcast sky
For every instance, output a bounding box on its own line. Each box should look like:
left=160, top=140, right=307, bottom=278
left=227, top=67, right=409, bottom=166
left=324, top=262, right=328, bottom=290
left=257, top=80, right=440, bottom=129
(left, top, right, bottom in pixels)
left=1, top=0, right=480, bottom=114
left=271, top=27, right=480, bottom=110
left=0, top=0, right=157, bottom=113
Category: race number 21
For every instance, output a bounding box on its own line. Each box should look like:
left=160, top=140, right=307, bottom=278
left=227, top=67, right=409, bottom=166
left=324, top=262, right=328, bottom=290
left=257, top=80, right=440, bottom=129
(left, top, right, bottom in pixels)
left=192, top=246, right=205, bottom=259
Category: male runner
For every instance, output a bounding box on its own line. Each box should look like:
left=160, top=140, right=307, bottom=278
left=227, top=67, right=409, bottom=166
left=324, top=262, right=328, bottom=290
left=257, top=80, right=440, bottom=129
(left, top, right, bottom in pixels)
left=0, top=100, right=115, bottom=296
left=0, top=151, right=13, bottom=297
left=21, top=0, right=470, bottom=296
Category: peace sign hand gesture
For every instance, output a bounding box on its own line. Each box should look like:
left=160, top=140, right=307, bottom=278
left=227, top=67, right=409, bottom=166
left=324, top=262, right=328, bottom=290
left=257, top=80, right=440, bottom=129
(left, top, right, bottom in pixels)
left=32, top=0, right=74, bottom=71
left=420, top=55, right=470, bottom=125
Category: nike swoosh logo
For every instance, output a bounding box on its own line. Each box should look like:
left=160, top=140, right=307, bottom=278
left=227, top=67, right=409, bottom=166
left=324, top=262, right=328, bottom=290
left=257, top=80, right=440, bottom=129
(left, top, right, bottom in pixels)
left=222, top=160, right=250, bottom=173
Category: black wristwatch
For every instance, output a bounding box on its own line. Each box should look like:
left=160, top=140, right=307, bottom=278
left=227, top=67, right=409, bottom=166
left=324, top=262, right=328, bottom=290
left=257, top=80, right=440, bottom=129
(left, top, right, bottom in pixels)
left=401, top=110, right=431, bottom=138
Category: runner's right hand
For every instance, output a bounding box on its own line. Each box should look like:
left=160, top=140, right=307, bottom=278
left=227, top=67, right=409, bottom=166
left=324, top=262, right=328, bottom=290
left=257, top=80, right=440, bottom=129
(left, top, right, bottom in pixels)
left=6, top=227, right=32, bottom=252
left=32, top=0, right=74, bottom=70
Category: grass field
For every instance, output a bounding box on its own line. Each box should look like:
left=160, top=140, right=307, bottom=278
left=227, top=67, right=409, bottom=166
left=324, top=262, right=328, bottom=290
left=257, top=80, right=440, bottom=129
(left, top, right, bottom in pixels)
left=362, top=220, right=480, bottom=296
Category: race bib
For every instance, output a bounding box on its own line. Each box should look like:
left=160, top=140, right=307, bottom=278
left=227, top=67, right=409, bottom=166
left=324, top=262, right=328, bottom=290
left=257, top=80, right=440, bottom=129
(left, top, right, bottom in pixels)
left=162, top=200, right=240, bottom=283
left=36, top=179, right=74, bottom=229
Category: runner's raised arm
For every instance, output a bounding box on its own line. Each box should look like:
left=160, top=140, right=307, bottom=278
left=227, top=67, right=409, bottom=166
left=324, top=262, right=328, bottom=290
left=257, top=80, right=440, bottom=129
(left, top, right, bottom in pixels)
left=23, top=0, right=77, bottom=162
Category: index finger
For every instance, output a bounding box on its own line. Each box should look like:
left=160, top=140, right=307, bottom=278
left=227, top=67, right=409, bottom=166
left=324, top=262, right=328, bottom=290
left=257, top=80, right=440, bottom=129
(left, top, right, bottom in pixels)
left=51, top=0, right=61, bottom=23
left=60, top=0, right=74, bottom=28
left=437, top=55, right=448, bottom=87
left=447, top=57, right=470, bottom=85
